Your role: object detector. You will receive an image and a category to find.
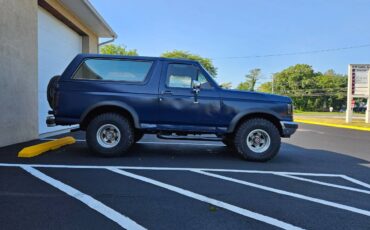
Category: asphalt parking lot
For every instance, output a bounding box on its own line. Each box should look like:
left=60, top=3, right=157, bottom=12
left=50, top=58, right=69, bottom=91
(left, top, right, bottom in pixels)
left=0, top=124, right=369, bottom=230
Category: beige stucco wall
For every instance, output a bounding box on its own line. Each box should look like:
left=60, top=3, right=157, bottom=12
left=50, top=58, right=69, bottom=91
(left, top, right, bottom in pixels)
left=0, top=0, right=39, bottom=147
left=0, top=0, right=100, bottom=147
left=44, top=0, right=99, bottom=53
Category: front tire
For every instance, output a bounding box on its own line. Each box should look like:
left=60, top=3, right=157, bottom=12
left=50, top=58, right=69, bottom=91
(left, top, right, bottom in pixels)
left=234, top=118, right=281, bottom=162
left=86, top=113, right=134, bottom=157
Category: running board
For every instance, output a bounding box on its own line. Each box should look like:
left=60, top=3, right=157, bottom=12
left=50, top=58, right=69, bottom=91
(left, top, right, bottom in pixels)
left=156, top=134, right=222, bottom=142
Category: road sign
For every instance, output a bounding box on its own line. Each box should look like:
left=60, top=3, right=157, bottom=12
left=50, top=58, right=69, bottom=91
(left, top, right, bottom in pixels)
left=351, top=65, right=369, bottom=97
left=346, top=64, right=370, bottom=123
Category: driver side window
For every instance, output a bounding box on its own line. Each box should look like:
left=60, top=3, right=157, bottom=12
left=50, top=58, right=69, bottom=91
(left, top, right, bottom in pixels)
left=197, top=72, right=213, bottom=89
left=167, top=64, right=197, bottom=88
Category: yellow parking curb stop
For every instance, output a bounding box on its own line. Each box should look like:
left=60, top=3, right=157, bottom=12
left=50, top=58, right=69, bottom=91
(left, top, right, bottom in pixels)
left=18, top=136, right=76, bottom=158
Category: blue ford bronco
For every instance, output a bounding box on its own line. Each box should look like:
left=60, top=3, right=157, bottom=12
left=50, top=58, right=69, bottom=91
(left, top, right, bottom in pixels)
left=47, top=54, right=297, bottom=161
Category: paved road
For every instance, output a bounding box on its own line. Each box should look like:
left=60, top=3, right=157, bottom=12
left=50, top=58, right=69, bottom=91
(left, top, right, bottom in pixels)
left=0, top=124, right=369, bottom=229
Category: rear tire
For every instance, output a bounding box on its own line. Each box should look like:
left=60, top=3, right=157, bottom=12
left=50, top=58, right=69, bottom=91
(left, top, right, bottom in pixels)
left=234, top=118, right=281, bottom=162
left=86, top=113, right=134, bottom=157
left=47, top=75, right=60, bottom=109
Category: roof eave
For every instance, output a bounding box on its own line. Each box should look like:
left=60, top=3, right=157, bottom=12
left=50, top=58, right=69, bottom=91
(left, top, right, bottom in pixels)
left=59, top=0, right=117, bottom=39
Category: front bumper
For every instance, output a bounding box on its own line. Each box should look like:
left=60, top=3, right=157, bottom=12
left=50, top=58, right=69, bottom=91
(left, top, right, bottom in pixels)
left=280, top=121, right=298, bottom=137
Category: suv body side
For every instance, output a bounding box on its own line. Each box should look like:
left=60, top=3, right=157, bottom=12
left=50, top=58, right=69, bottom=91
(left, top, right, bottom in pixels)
left=55, top=54, right=162, bottom=128
left=155, top=61, right=223, bottom=133
left=53, top=54, right=294, bottom=136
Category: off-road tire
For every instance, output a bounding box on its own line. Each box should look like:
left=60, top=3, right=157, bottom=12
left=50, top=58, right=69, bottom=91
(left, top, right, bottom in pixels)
left=234, top=118, right=281, bottom=161
left=86, top=113, right=134, bottom=157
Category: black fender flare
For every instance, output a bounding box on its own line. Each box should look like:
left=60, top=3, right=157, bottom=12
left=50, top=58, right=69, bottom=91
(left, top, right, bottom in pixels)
left=227, top=109, right=282, bottom=133
left=80, top=101, right=140, bottom=128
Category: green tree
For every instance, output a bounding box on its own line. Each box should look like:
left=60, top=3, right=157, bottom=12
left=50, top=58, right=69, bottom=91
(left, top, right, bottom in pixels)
left=258, top=82, right=272, bottom=93
left=315, top=71, right=347, bottom=110
left=236, top=81, right=250, bottom=91
left=237, top=68, right=261, bottom=91
left=261, top=64, right=347, bottom=111
left=273, top=64, right=317, bottom=95
left=100, top=44, right=138, bottom=56
left=161, top=50, right=217, bottom=76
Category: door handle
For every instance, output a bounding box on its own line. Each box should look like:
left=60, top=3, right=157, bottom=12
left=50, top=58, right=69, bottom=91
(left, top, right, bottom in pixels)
left=162, top=90, right=173, bottom=95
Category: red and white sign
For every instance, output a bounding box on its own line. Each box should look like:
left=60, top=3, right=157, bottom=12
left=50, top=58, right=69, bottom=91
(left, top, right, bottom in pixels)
left=350, top=64, right=370, bottom=97
left=346, top=64, right=370, bottom=123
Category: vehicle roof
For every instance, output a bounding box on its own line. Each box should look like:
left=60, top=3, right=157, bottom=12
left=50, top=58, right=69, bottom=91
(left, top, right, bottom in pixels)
left=77, top=53, right=200, bottom=64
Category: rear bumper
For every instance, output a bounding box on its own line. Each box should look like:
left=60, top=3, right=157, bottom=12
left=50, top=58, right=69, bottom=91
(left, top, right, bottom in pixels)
left=46, top=113, right=79, bottom=127
left=280, top=121, right=298, bottom=137
left=46, top=115, right=56, bottom=127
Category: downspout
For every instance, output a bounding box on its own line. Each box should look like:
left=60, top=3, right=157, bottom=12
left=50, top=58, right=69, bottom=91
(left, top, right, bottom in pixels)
left=97, top=37, right=116, bottom=53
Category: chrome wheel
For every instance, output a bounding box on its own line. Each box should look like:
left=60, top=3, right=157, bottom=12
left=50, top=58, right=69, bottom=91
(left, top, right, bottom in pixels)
left=96, top=124, right=121, bottom=148
left=246, top=129, right=271, bottom=153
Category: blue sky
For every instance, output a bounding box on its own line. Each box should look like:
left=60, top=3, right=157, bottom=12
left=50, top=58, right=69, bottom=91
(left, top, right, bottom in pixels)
left=91, top=0, right=370, bottom=87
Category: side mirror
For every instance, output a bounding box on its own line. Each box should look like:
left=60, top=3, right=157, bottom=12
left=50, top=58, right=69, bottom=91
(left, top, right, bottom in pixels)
left=192, top=80, right=201, bottom=91
left=192, top=80, right=201, bottom=104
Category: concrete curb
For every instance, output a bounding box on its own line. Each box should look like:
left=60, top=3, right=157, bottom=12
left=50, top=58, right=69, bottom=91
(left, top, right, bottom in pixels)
left=295, top=119, right=370, bottom=132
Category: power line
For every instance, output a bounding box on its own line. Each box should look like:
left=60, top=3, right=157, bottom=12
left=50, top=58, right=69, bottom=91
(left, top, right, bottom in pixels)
left=277, top=87, right=347, bottom=91
left=212, top=43, right=370, bottom=60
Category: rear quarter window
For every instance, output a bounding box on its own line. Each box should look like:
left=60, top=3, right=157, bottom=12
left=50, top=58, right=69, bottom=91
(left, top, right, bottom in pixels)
left=73, top=59, right=153, bottom=82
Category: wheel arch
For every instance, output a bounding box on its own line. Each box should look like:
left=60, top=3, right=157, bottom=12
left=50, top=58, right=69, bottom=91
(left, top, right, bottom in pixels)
left=227, top=110, right=283, bottom=135
left=79, top=101, right=140, bottom=130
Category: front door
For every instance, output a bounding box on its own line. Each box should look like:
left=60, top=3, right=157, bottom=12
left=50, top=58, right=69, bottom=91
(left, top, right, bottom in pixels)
left=158, top=62, right=221, bottom=129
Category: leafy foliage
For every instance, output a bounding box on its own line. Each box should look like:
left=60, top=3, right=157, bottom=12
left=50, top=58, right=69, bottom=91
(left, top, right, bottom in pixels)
left=100, top=44, right=138, bottom=56
left=236, top=81, right=250, bottom=91
left=257, top=64, right=347, bottom=111
left=258, top=82, right=272, bottom=93
left=237, top=68, right=261, bottom=91
left=161, top=50, right=217, bottom=76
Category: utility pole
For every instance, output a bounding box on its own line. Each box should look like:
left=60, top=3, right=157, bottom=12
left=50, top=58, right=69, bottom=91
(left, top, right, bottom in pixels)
left=271, top=73, right=274, bottom=94
left=366, top=70, right=370, bottom=123
left=346, top=65, right=353, bottom=123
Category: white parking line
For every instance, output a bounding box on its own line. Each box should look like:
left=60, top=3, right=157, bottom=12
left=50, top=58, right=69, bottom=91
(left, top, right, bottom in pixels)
left=275, top=173, right=370, bottom=195
left=1, top=163, right=369, bottom=192
left=193, top=170, right=370, bottom=217
left=107, top=167, right=304, bottom=230
left=0, top=163, right=347, bottom=176
left=3, top=163, right=370, bottom=228
left=340, top=175, right=370, bottom=190
left=21, top=165, right=146, bottom=230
